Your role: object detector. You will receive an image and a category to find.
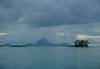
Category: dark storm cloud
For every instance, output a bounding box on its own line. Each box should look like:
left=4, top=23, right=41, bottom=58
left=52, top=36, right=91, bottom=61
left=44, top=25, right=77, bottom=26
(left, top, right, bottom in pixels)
left=0, top=0, right=100, bottom=28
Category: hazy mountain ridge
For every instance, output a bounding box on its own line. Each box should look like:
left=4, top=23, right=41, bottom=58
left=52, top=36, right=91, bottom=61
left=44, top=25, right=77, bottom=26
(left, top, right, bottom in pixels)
left=0, top=39, right=69, bottom=47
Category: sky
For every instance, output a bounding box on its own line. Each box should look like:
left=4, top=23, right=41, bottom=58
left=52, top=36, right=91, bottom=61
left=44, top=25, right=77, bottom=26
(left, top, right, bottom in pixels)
left=0, top=0, right=100, bottom=45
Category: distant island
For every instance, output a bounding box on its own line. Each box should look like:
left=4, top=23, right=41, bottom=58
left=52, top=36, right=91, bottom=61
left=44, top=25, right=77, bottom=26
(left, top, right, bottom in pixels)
left=0, top=38, right=70, bottom=47
left=34, top=38, right=69, bottom=46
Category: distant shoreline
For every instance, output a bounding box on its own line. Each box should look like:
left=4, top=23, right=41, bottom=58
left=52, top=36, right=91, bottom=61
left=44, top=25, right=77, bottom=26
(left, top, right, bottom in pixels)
left=0, top=45, right=99, bottom=47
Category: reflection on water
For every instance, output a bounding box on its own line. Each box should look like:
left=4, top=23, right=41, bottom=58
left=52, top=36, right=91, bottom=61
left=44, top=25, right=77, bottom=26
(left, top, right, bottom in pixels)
left=0, top=46, right=100, bottom=69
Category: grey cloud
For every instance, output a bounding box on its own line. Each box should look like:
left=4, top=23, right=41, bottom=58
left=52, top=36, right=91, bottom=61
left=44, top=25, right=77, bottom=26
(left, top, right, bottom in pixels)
left=0, top=0, right=100, bottom=29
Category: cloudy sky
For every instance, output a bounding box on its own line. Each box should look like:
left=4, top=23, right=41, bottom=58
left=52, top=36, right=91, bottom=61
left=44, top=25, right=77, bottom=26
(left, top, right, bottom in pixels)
left=0, top=0, right=100, bottom=44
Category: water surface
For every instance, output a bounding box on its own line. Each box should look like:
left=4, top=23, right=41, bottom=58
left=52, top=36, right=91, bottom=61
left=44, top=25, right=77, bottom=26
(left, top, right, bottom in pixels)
left=0, top=46, right=100, bottom=69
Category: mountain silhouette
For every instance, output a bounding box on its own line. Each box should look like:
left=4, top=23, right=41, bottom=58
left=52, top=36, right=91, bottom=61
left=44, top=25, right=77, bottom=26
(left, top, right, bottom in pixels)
left=35, top=38, right=54, bottom=46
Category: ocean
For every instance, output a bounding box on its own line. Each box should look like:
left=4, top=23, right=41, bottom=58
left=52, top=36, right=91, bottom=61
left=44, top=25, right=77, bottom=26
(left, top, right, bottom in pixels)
left=0, top=46, right=100, bottom=69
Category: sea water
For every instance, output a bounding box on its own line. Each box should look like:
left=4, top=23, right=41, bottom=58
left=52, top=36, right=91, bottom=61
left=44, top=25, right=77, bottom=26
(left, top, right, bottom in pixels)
left=0, top=46, right=100, bottom=69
